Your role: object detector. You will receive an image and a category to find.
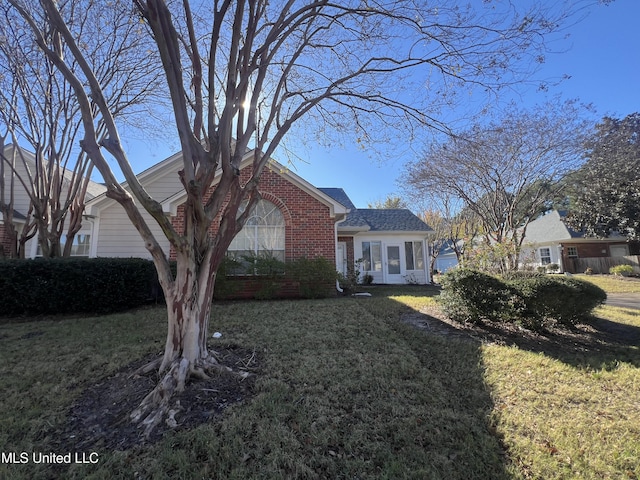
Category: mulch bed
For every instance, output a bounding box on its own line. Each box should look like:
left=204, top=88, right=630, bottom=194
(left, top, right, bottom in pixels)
left=53, top=345, right=260, bottom=452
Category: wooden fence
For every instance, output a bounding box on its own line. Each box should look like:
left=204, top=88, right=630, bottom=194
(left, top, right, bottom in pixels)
left=565, top=255, right=640, bottom=274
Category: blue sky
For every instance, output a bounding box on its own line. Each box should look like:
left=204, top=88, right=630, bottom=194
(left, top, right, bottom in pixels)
left=124, top=0, right=640, bottom=209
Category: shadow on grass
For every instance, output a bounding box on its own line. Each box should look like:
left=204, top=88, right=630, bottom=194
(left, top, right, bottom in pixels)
left=361, top=295, right=512, bottom=479
left=410, top=299, right=640, bottom=371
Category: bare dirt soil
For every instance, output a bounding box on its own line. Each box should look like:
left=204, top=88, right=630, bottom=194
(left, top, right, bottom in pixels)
left=53, top=345, right=260, bottom=452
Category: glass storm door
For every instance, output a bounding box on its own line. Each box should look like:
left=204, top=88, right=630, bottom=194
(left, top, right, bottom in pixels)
left=386, top=245, right=402, bottom=283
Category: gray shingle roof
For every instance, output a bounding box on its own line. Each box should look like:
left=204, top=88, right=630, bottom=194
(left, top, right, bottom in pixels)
left=525, top=210, right=583, bottom=243
left=318, top=188, right=432, bottom=233
left=317, top=188, right=356, bottom=210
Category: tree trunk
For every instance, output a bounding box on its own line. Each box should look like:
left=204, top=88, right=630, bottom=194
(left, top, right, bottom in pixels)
left=130, top=247, right=236, bottom=437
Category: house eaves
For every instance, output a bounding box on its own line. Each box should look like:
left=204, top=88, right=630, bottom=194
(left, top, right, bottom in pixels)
left=0, top=209, right=27, bottom=223
left=85, top=150, right=186, bottom=214
left=159, top=154, right=349, bottom=220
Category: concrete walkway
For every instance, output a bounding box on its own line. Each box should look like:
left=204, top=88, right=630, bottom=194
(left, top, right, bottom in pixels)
left=605, top=293, right=640, bottom=310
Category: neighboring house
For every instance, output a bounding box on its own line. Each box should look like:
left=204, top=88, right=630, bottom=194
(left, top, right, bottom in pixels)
left=520, top=210, right=640, bottom=273
left=319, top=188, right=433, bottom=284
left=0, top=144, right=106, bottom=257
left=434, top=242, right=461, bottom=273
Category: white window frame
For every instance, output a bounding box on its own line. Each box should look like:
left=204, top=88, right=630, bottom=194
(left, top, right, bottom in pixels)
left=404, top=241, right=425, bottom=271
left=362, top=241, right=382, bottom=272
left=227, top=199, right=285, bottom=272
left=566, top=246, right=578, bottom=258
left=539, top=247, right=552, bottom=265
left=35, top=233, right=91, bottom=257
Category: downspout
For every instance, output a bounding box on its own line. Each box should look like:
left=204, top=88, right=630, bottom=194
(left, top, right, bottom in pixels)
left=334, top=214, right=348, bottom=293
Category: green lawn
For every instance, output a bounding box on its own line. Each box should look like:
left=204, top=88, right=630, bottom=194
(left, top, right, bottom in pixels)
left=576, top=273, right=640, bottom=293
left=0, top=281, right=638, bottom=479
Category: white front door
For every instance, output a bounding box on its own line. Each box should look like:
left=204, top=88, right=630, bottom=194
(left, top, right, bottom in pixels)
left=337, top=242, right=347, bottom=276
left=385, top=244, right=403, bottom=283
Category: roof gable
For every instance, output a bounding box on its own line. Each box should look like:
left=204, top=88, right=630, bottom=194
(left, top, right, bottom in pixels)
left=86, top=150, right=348, bottom=219
left=2, top=144, right=106, bottom=211
left=524, top=210, right=583, bottom=243
left=319, top=188, right=432, bottom=233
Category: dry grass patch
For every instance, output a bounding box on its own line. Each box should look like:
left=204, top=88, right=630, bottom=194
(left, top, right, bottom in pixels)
left=2, top=283, right=637, bottom=479
left=482, top=305, right=640, bottom=480
left=577, top=274, right=640, bottom=293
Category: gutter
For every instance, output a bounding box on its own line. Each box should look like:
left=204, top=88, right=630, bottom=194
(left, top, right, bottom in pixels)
left=334, top=212, right=349, bottom=293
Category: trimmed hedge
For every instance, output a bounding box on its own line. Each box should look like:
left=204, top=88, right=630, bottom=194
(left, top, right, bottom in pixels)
left=438, top=268, right=607, bottom=330
left=438, top=269, right=516, bottom=324
left=508, top=275, right=607, bottom=328
left=0, top=255, right=339, bottom=318
left=0, top=258, right=157, bottom=317
left=215, top=256, right=338, bottom=300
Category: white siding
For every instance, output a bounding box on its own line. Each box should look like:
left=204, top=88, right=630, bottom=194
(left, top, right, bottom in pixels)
left=1, top=146, right=34, bottom=217
left=94, top=201, right=170, bottom=259
left=353, top=233, right=429, bottom=284
left=520, top=243, right=562, bottom=270
left=143, top=169, right=184, bottom=202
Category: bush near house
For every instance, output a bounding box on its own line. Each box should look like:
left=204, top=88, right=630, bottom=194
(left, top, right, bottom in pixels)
left=438, top=269, right=516, bottom=324
left=0, top=256, right=338, bottom=319
left=609, top=264, right=634, bottom=277
left=0, top=258, right=157, bottom=317
left=439, top=268, right=607, bottom=330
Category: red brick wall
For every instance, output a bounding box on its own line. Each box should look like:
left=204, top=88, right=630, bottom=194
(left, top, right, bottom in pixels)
left=0, top=223, right=13, bottom=258
left=561, top=241, right=635, bottom=273
left=170, top=166, right=336, bottom=264
left=561, top=242, right=628, bottom=263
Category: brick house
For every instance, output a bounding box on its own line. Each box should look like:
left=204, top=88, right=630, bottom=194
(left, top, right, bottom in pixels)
left=5, top=147, right=432, bottom=285
left=520, top=210, right=640, bottom=273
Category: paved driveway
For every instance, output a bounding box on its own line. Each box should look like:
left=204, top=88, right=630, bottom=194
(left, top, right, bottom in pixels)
left=605, top=293, right=640, bottom=310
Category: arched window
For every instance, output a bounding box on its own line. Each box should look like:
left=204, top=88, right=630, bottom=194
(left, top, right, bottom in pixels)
left=227, top=199, right=285, bottom=262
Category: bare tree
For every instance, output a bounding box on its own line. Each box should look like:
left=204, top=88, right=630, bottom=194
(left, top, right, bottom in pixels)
left=367, top=195, right=406, bottom=209
left=9, top=0, right=582, bottom=435
left=0, top=1, right=163, bottom=257
left=419, top=194, right=479, bottom=273
left=404, top=100, right=592, bottom=271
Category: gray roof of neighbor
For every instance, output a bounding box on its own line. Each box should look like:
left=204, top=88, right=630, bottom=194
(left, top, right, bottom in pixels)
left=318, top=187, right=432, bottom=232
left=524, top=210, right=583, bottom=243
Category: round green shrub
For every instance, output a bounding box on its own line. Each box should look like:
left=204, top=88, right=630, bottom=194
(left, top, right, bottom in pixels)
left=438, top=268, right=515, bottom=324
left=439, top=269, right=608, bottom=330
left=552, top=277, right=607, bottom=325
left=506, top=275, right=607, bottom=328
left=609, top=264, right=634, bottom=277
